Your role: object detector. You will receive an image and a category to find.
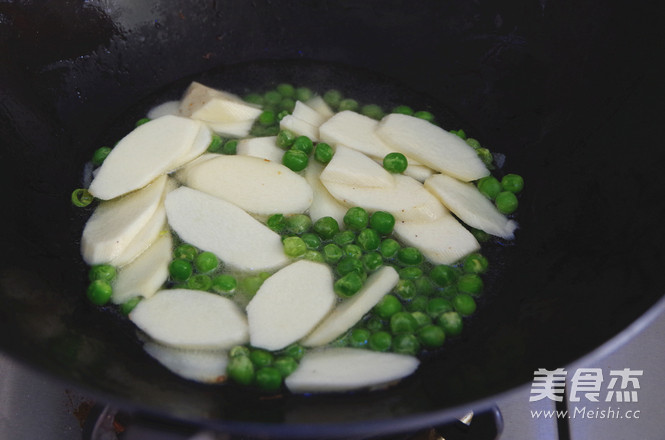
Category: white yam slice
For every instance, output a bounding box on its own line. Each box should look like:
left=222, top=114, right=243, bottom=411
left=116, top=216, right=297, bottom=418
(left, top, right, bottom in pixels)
left=393, top=215, right=480, bottom=265
left=130, top=289, right=249, bottom=350
left=322, top=174, right=447, bottom=222
left=178, top=81, right=257, bottom=118
left=292, top=101, right=327, bottom=127
left=110, top=205, right=167, bottom=267
left=143, top=342, right=229, bottom=384
left=147, top=100, right=180, bottom=119
left=403, top=164, right=435, bottom=182
left=170, top=123, right=212, bottom=169
left=111, top=231, right=172, bottom=304
left=320, top=145, right=394, bottom=189
left=205, top=120, right=256, bottom=138
left=181, top=155, right=313, bottom=215
left=88, top=115, right=202, bottom=200
left=165, top=186, right=289, bottom=272
left=376, top=113, right=490, bottom=182
left=82, top=175, right=168, bottom=264
left=318, top=111, right=394, bottom=158
left=302, top=266, right=399, bottom=347
left=425, top=174, right=518, bottom=239
left=285, top=348, right=420, bottom=393
left=305, top=96, right=335, bottom=119
left=172, top=153, right=220, bottom=184
left=236, top=136, right=284, bottom=162
left=304, top=160, right=349, bottom=225
left=280, top=115, right=319, bottom=141
left=246, top=261, right=336, bottom=351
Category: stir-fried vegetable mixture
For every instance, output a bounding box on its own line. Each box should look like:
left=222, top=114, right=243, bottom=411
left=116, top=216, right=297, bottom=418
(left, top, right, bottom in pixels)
left=73, top=81, right=523, bottom=393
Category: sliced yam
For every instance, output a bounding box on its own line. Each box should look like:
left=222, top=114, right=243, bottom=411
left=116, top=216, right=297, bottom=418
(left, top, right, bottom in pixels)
left=143, top=342, right=229, bottom=384
left=322, top=174, right=448, bottom=222
left=172, top=153, right=220, bottom=184
left=292, top=100, right=327, bottom=127
left=88, top=115, right=202, bottom=200
left=169, top=123, right=213, bottom=170
left=403, top=164, right=435, bottom=182
left=305, top=96, right=335, bottom=119
left=182, top=155, right=313, bottom=215
left=109, top=205, right=167, bottom=267
left=320, top=145, right=395, bottom=189
left=236, top=136, right=284, bottom=162
left=130, top=288, right=249, bottom=350
left=147, top=100, right=180, bottom=119
left=178, top=81, right=250, bottom=117
left=204, top=120, right=255, bottom=138
left=425, top=174, right=518, bottom=239
left=246, top=260, right=337, bottom=351
left=280, top=114, right=319, bottom=141
left=318, top=110, right=394, bottom=159
left=393, top=215, right=480, bottom=265
left=111, top=231, right=172, bottom=304
left=164, top=186, right=290, bottom=272
left=302, top=266, right=399, bottom=347
left=190, top=99, right=263, bottom=124
left=304, top=160, right=349, bottom=225
left=376, top=113, right=490, bottom=182
left=82, top=175, right=168, bottom=265
left=285, top=348, right=420, bottom=393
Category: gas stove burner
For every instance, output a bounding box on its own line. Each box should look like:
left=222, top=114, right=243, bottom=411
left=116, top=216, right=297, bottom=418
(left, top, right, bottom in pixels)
left=81, top=404, right=502, bottom=440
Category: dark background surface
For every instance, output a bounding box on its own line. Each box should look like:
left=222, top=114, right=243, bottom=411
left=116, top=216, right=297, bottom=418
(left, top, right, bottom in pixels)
left=1, top=0, right=664, bottom=437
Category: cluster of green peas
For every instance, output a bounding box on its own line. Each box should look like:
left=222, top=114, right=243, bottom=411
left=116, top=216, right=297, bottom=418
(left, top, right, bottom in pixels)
left=225, top=343, right=305, bottom=392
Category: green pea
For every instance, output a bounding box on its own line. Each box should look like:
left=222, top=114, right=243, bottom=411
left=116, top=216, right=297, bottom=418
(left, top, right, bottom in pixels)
left=369, top=211, right=395, bottom=235
left=336, top=256, right=364, bottom=276
left=338, top=98, right=359, bottom=112
left=344, top=244, right=363, bottom=259
left=313, top=216, right=340, bottom=239
left=301, top=232, right=321, bottom=250
left=212, top=274, right=237, bottom=294
left=221, top=139, right=238, bottom=155
left=334, top=272, right=364, bottom=298
left=244, top=93, right=263, bottom=105
left=406, top=295, right=428, bottom=312
left=314, top=142, right=334, bottom=163
left=390, top=311, right=418, bottom=334
left=457, top=273, right=483, bottom=295
left=282, top=149, right=309, bottom=172
left=295, top=87, right=313, bottom=102
left=476, top=147, right=494, bottom=167
left=277, top=110, right=289, bottom=121
left=470, top=228, right=491, bottom=243
left=238, top=275, right=265, bottom=297
left=174, top=244, right=197, bottom=261
left=89, top=264, right=116, bottom=283
left=495, top=191, right=518, bottom=214
left=397, top=247, right=423, bottom=266
left=285, top=214, right=312, bottom=234
left=323, top=89, right=343, bottom=108
left=227, top=355, right=255, bottom=385
left=91, top=146, right=112, bottom=165
left=368, top=331, right=392, bottom=352
left=418, top=324, right=446, bottom=348
left=380, top=238, right=401, bottom=259
left=87, top=280, right=112, bottom=305
left=463, top=253, right=489, bottom=274
left=194, top=251, right=219, bottom=273
left=477, top=176, right=502, bottom=200
left=383, top=152, right=408, bottom=173
left=438, top=311, right=463, bottom=336
left=426, top=297, right=453, bottom=317
left=258, top=110, right=276, bottom=126
left=361, top=104, right=384, bottom=120
left=343, top=207, right=370, bottom=230
left=362, top=252, right=383, bottom=272
left=356, top=228, right=380, bottom=251
left=451, top=129, right=467, bottom=139
left=267, top=214, right=286, bottom=233
left=392, top=105, right=414, bottom=115
left=501, top=173, right=524, bottom=194
left=186, top=274, right=212, bottom=291
left=230, top=345, right=251, bottom=358
left=414, top=110, right=435, bottom=123
left=453, top=293, right=477, bottom=316
left=263, top=90, right=282, bottom=105
left=333, top=230, right=356, bottom=246
left=169, top=258, right=193, bottom=282
left=276, top=83, right=295, bottom=97
left=71, top=188, right=94, bottom=207
left=277, top=129, right=297, bottom=149
left=303, top=250, right=324, bottom=262
left=135, top=117, right=151, bottom=127
left=349, top=328, right=371, bottom=348
left=411, top=311, right=432, bottom=327
left=120, top=297, right=141, bottom=315
left=466, top=138, right=481, bottom=149
left=273, top=356, right=298, bottom=377
left=292, top=136, right=314, bottom=155
left=206, top=134, right=224, bottom=153
left=283, top=236, right=307, bottom=257
left=250, top=349, right=273, bottom=368
left=414, top=276, right=436, bottom=296
left=393, top=333, right=420, bottom=355
left=365, top=316, right=385, bottom=332
left=399, top=266, right=423, bottom=280
left=429, top=265, right=459, bottom=287
left=323, top=243, right=343, bottom=264
left=283, top=344, right=305, bottom=361
left=374, top=294, right=402, bottom=319
left=394, top=279, right=417, bottom=300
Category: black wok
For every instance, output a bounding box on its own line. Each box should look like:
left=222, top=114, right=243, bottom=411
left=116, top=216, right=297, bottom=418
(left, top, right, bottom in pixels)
left=1, top=0, right=664, bottom=437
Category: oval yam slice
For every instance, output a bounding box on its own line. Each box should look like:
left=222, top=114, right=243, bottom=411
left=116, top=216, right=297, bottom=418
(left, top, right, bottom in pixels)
left=143, top=342, right=230, bottom=384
